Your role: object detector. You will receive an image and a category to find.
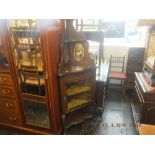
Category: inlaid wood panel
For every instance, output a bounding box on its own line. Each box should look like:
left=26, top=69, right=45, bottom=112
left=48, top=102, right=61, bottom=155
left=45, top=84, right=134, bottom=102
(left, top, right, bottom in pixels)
left=0, top=73, right=13, bottom=85
left=0, top=85, right=16, bottom=98
left=0, top=111, right=22, bottom=126
left=0, top=98, right=18, bottom=111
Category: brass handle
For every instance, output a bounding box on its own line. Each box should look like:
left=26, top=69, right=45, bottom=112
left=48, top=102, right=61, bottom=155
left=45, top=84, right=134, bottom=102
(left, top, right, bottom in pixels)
left=5, top=102, right=14, bottom=108
left=8, top=116, right=17, bottom=121
left=2, top=89, right=10, bottom=94
left=0, top=77, right=7, bottom=82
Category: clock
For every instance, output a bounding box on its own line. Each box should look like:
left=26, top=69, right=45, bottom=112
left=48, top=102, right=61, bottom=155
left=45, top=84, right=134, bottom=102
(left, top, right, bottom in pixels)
left=74, top=43, right=85, bottom=62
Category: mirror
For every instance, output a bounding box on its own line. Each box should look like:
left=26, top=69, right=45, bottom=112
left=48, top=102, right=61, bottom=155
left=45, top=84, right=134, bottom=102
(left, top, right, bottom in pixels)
left=0, top=52, right=9, bottom=71
left=146, top=34, right=155, bottom=67
left=8, top=19, right=51, bottom=129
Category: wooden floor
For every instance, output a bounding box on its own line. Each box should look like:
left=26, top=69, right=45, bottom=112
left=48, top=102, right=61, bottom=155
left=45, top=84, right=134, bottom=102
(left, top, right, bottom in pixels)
left=94, top=89, right=138, bottom=135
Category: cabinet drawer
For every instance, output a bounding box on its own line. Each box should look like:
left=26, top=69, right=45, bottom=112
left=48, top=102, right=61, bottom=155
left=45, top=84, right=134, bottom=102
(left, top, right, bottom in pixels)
left=134, top=80, right=144, bottom=103
left=0, top=73, right=13, bottom=85
left=133, top=88, right=142, bottom=124
left=0, top=98, right=18, bottom=111
left=0, top=111, right=22, bottom=126
left=0, top=85, right=16, bottom=98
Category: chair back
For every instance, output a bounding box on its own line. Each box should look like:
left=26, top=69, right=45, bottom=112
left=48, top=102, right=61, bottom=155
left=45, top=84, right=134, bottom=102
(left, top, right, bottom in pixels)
left=109, top=55, right=125, bottom=73
left=20, top=65, right=40, bottom=84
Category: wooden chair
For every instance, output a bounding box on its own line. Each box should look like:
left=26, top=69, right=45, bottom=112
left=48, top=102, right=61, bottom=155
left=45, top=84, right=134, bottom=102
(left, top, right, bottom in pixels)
left=20, top=65, right=45, bottom=95
left=107, top=55, right=126, bottom=93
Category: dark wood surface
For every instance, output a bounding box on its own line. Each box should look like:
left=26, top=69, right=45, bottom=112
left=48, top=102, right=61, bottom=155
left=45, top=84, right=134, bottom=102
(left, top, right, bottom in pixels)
left=132, top=72, right=155, bottom=128
left=58, top=20, right=97, bottom=132
left=125, top=47, right=145, bottom=89
left=95, top=61, right=109, bottom=115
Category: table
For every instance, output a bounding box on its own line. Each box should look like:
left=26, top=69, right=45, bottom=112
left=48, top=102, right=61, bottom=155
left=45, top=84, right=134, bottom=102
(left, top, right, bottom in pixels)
left=95, top=60, right=109, bottom=117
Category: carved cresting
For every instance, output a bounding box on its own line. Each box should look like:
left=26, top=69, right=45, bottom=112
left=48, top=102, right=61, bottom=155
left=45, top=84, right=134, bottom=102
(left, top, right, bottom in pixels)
left=58, top=19, right=95, bottom=76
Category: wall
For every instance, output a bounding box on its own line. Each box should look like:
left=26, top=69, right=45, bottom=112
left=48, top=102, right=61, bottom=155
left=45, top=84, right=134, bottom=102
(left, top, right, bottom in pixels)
left=104, top=44, right=146, bottom=84
left=104, top=45, right=129, bottom=72
left=89, top=41, right=146, bottom=84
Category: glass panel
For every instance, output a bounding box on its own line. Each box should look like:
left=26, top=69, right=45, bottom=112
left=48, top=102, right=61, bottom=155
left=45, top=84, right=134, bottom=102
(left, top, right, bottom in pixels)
left=8, top=19, right=51, bottom=129
left=75, top=19, right=101, bottom=31
left=146, top=35, right=155, bottom=67
left=65, top=78, right=93, bottom=112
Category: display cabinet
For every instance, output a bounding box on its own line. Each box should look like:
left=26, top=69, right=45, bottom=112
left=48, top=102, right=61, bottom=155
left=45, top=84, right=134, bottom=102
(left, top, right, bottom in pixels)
left=59, top=68, right=96, bottom=129
left=58, top=20, right=96, bottom=132
left=0, top=19, right=64, bottom=134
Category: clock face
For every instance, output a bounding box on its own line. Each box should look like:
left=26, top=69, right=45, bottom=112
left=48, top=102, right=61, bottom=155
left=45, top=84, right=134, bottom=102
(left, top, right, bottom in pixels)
left=73, top=43, right=85, bottom=62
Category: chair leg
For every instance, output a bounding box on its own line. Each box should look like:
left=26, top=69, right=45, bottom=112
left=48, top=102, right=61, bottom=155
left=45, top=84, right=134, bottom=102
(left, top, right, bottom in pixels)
left=107, top=78, right=110, bottom=90
left=24, top=83, right=27, bottom=93
left=38, top=85, right=41, bottom=96
left=124, top=80, right=126, bottom=94
left=122, top=79, right=126, bottom=95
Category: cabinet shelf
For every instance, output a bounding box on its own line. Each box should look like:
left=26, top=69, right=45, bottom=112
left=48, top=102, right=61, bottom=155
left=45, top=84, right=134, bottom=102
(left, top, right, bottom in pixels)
left=65, top=112, right=93, bottom=129
left=67, top=99, right=92, bottom=111
left=66, top=86, right=90, bottom=96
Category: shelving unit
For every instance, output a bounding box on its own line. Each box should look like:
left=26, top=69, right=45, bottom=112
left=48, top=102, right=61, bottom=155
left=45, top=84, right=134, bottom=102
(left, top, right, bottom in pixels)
left=66, top=86, right=90, bottom=96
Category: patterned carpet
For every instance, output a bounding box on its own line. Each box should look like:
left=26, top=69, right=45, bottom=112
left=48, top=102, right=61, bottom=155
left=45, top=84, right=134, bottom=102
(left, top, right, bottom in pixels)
left=0, top=116, right=100, bottom=135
